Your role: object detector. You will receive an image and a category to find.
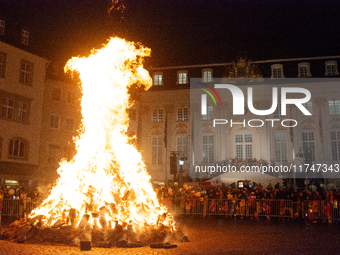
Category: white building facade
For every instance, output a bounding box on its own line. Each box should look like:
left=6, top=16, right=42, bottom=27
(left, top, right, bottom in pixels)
left=140, top=56, right=340, bottom=183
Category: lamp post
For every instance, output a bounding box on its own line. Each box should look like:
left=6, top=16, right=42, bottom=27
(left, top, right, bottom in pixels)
left=178, top=157, right=185, bottom=187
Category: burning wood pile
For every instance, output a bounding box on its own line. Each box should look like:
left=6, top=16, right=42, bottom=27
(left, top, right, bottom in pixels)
left=1, top=212, right=186, bottom=248
left=1, top=37, right=186, bottom=249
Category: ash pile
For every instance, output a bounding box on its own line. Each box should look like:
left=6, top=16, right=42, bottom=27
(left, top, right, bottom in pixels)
left=1, top=211, right=187, bottom=249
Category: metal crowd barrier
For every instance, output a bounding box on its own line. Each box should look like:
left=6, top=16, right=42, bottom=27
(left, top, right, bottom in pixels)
left=0, top=198, right=35, bottom=218
left=161, top=197, right=294, bottom=219
left=301, top=200, right=340, bottom=223
left=2, top=197, right=340, bottom=223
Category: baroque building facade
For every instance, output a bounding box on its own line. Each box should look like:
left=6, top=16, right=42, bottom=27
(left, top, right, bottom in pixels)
left=140, top=56, right=340, bottom=183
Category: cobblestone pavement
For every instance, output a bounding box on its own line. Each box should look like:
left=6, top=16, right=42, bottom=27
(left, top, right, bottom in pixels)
left=2, top=217, right=340, bottom=254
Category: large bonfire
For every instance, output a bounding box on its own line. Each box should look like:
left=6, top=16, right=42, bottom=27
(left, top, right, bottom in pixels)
left=22, top=37, right=174, bottom=245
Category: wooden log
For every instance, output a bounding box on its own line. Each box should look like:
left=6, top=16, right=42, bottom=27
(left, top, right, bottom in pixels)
left=126, top=224, right=135, bottom=241
left=91, top=230, right=105, bottom=245
left=69, top=208, right=79, bottom=229
left=116, top=239, right=128, bottom=248
left=27, top=215, right=42, bottom=226
left=150, top=243, right=164, bottom=248
left=25, top=226, right=39, bottom=242
left=150, top=242, right=177, bottom=249
left=110, top=203, right=118, bottom=215
left=80, top=240, right=91, bottom=251
left=99, top=216, right=107, bottom=229
left=52, top=219, right=65, bottom=229
left=98, top=241, right=111, bottom=248
left=77, top=214, right=90, bottom=230
left=120, top=241, right=142, bottom=248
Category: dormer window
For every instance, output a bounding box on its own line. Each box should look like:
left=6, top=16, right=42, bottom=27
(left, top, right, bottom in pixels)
left=271, top=64, right=284, bottom=78
left=177, top=70, right=188, bottom=84
left=0, top=20, right=5, bottom=35
left=21, top=29, right=29, bottom=45
left=153, top=73, right=163, bottom=85
left=202, top=68, right=213, bottom=82
left=298, top=62, right=311, bottom=77
left=325, top=61, right=339, bottom=76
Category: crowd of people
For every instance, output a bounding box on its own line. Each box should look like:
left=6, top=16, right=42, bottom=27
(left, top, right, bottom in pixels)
left=1, top=182, right=339, bottom=223
left=156, top=182, right=340, bottom=223
left=0, top=187, right=40, bottom=218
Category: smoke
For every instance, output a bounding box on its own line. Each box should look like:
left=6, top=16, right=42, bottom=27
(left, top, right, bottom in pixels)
left=36, top=183, right=53, bottom=200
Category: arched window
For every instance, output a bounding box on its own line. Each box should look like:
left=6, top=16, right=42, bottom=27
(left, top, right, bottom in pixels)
left=298, top=62, right=311, bottom=77
left=8, top=138, right=26, bottom=158
left=177, top=70, right=188, bottom=84
left=202, top=68, right=213, bottom=82
left=325, top=60, right=339, bottom=76
left=153, top=72, right=163, bottom=86
left=271, top=64, right=284, bottom=78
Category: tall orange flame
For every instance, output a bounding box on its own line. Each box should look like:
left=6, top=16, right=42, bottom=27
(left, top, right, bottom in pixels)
left=30, top=37, right=171, bottom=229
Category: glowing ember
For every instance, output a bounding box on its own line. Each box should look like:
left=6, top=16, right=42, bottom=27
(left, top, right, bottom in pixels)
left=29, top=37, right=172, bottom=231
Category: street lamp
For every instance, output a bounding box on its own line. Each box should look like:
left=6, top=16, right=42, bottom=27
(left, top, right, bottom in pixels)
left=178, top=157, right=185, bottom=186
left=179, top=158, right=184, bottom=166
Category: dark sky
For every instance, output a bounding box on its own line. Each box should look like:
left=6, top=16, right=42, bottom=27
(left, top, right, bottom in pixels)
left=1, top=0, right=340, bottom=67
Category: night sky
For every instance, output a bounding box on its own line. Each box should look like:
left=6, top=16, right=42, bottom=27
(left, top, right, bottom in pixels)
left=1, top=0, right=340, bottom=67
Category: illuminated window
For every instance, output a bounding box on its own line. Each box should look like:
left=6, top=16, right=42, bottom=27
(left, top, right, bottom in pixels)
left=0, top=20, right=4, bottom=35
left=2, top=97, right=14, bottom=120
left=271, top=64, right=283, bottom=78
left=17, top=101, right=27, bottom=122
left=203, top=135, right=214, bottom=163
left=2, top=97, right=29, bottom=123
left=235, top=134, right=252, bottom=159
left=331, top=131, right=340, bottom=161
left=177, top=107, right=188, bottom=121
left=177, top=70, right=188, bottom=84
left=152, top=109, right=163, bottom=122
left=325, top=61, right=339, bottom=76
left=202, top=69, right=213, bottom=82
left=8, top=139, right=26, bottom=158
left=19, top=60, right=33, bottom=85
left=275, top=133, right=287, bottom=162
left=302, top=132, right=315, bottom=162
left=274, top=104, right=284, bottom=117
left=152, top=136, right=162, bottom=165
left=153, top=73, right=163, bottom=85
left=21, top=29, right=29, bottom=45
left=301, top=102, right=313, bottom=116
left=329, top=100, right=340, bottom=115
left=202, top=106, right=213, bottom=120
left=177, top=136, right=188, bottom=158
left=298, top=62, right=311, bottom=77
